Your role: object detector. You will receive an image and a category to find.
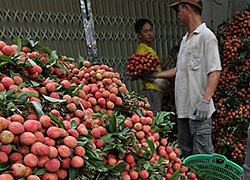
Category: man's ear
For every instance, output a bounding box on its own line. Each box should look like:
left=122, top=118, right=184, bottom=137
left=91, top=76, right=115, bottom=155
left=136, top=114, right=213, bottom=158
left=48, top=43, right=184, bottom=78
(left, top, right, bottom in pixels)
left=186, top=4, right=191, bottom=12
left=137, top=33, right=141, bottom=39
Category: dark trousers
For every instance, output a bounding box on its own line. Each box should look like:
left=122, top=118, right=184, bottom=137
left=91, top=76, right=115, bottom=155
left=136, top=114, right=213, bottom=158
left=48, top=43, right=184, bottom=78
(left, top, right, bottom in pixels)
left=178, top=118, right=214, bottom=158
left=241, top=125, right=250, bottom=180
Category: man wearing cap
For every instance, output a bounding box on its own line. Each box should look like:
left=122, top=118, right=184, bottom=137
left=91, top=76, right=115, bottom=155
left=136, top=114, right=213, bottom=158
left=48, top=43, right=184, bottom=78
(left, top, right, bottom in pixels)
left=154, top=0, right=221, bottom=158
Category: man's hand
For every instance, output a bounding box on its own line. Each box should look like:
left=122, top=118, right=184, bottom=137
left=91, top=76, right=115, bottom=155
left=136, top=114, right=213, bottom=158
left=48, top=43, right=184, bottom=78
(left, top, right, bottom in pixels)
left=141, top=72, right=156, bottom=82
left=193, top=100, right=210, bottom=121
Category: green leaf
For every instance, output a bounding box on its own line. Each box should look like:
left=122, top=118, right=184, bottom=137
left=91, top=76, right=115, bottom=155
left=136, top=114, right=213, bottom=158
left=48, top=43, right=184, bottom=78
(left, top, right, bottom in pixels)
left=131, top=134, right=140, bottom=152
left=137, top=159, right=150, bottom=168
left=34, top=168, right=47, bottom=176
left=30, top=101, right=44, bottom=117
left=147, top=139, right=156, bottom=156
left=87, top=156, right=105, bottom=167
left=157, top=156, right=165, bottom=164
left=0, top=90, right=6, bottom=99
left=69, top=167, right=79, bottom=180
left=50, top=50, right=59, bottom=59
left=78, top=55, right=86, bottom=63
left=101, top=113, right=110, bottom=119
left=136, top=108, right=143, bottom=117
left=117, top=145, right=127, bottom=154
left=7, top=102, right=15, bottom=110
left=101, top=134, right=114, bottom=143
left=16, top=38, right=22, bottom=54
left=107, top=114, right=117, bottom=133
left=0, top=61, right=8, bottom=66
left=152, top=111, right=175, bottom=132
left=181, top=176, right=186, bottom=180
left=113, top=162, right=127, bottom=172
left=85, top=145, right=100, bottom=158
left=103, top=144, right=116, bottom=151
left=27, top=58, right=37, bottom=65
left=91, top=112, right=103, bottom=118
left=77, top=140, right=88, bottom=147
left=72, top=83, right=84, bottom=96
left=46, top=59, right=57, bottom=68
left=0, top=54, right=12, bottom=61
left=70, top=120, right=78, bottom=129
left=49, top=113, right=66, bottom=129
left=121, top=127, right=132, bottom=134
left=17, top=91, right=39, bottom=98
left=141, top=144, right=151, bottom=156
left=42, top=94, right=66, bottom=103
left=17, top=94, right=29, bottom=103
left=77, top=135, right=90, bottom=142
left=6, top=89, right=16, bottom=97
left=63, top=57, right=75, bottom=62
left=169, top=169, right=180, bottom=180
left=15, top=82, right=26, bottom=91
left=40, top=46, right=53, bottom=55
left=29, top=80, right=40, bottom=87
left=155, top=111, right=167, bottom=125
left=116, top=114, right=126, bottom=123
left=0, top=162, right=10, bottom=172
left=96, top=166, right=108, bottom=174
left=29, top=39, right=39, bottom=47
left=131, top=150, right=149, bottom=161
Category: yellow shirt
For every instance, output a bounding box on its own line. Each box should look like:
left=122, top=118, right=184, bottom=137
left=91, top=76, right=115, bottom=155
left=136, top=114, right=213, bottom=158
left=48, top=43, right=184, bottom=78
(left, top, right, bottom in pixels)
left=136, top=43, right=162, bottom=92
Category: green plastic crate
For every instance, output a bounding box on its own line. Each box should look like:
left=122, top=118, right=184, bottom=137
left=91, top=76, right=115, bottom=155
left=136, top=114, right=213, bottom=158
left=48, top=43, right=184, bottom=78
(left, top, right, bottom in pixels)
left=183, top=153, right=244, bottom=180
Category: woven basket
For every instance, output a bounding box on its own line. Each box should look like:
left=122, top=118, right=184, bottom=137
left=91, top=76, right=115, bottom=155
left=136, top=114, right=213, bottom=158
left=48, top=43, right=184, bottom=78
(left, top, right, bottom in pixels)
left=183, top=153, right=244, bottom=180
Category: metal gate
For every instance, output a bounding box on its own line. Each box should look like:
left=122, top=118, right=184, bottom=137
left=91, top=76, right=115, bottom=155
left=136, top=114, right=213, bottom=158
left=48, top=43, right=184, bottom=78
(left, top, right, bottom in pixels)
left=0, top=0, right=185, bottom=93
left=0, top=0, right=87, bottom=59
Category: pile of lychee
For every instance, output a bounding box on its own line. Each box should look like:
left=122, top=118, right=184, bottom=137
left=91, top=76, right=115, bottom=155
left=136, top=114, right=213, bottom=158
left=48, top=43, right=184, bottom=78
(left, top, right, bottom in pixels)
left=0, top=115, right=87, bottom=179
left=0, top=39, right=197, bottom=180
left=126, top=52, right=161, bottom=80
left=212, top=8, right=250, bottom=166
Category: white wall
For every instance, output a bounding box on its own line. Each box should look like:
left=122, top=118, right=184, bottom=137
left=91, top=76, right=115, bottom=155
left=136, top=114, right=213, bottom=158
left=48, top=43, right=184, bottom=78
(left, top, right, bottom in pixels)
left=202, top=0, right=249, bottom=31
left=233, top=0, right=250, bottom=13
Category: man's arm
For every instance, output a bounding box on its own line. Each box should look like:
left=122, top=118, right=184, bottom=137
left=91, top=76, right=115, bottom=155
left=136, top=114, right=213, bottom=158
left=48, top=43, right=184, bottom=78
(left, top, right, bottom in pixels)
left=202, top=70, right=220, bottom=102
left=161, top=56, right=172, bottom=70
left=154, top=68, right=176, bottom=79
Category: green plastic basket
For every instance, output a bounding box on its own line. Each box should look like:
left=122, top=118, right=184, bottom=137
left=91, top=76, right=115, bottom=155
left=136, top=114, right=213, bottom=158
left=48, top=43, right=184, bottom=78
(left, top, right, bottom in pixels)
left=183, top=153, right=244, bottom=180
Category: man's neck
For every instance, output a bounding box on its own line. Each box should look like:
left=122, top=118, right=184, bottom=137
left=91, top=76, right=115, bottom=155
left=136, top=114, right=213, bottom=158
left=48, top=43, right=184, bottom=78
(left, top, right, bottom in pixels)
left=187, top=16, right=202, bottom=39
left=141, top=41, right=152, bottom=47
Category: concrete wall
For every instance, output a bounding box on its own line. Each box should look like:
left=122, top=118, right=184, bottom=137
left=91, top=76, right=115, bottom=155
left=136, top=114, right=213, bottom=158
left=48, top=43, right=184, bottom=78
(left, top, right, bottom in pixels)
left=202, top=0, right=249, bottom=31
left=233, top=0, right=250, bottom=13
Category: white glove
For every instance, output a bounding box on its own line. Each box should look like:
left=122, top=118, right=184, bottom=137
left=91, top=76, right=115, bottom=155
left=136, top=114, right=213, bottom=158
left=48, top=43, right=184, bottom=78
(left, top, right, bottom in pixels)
left=193, top=100, right=210, bottom=121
